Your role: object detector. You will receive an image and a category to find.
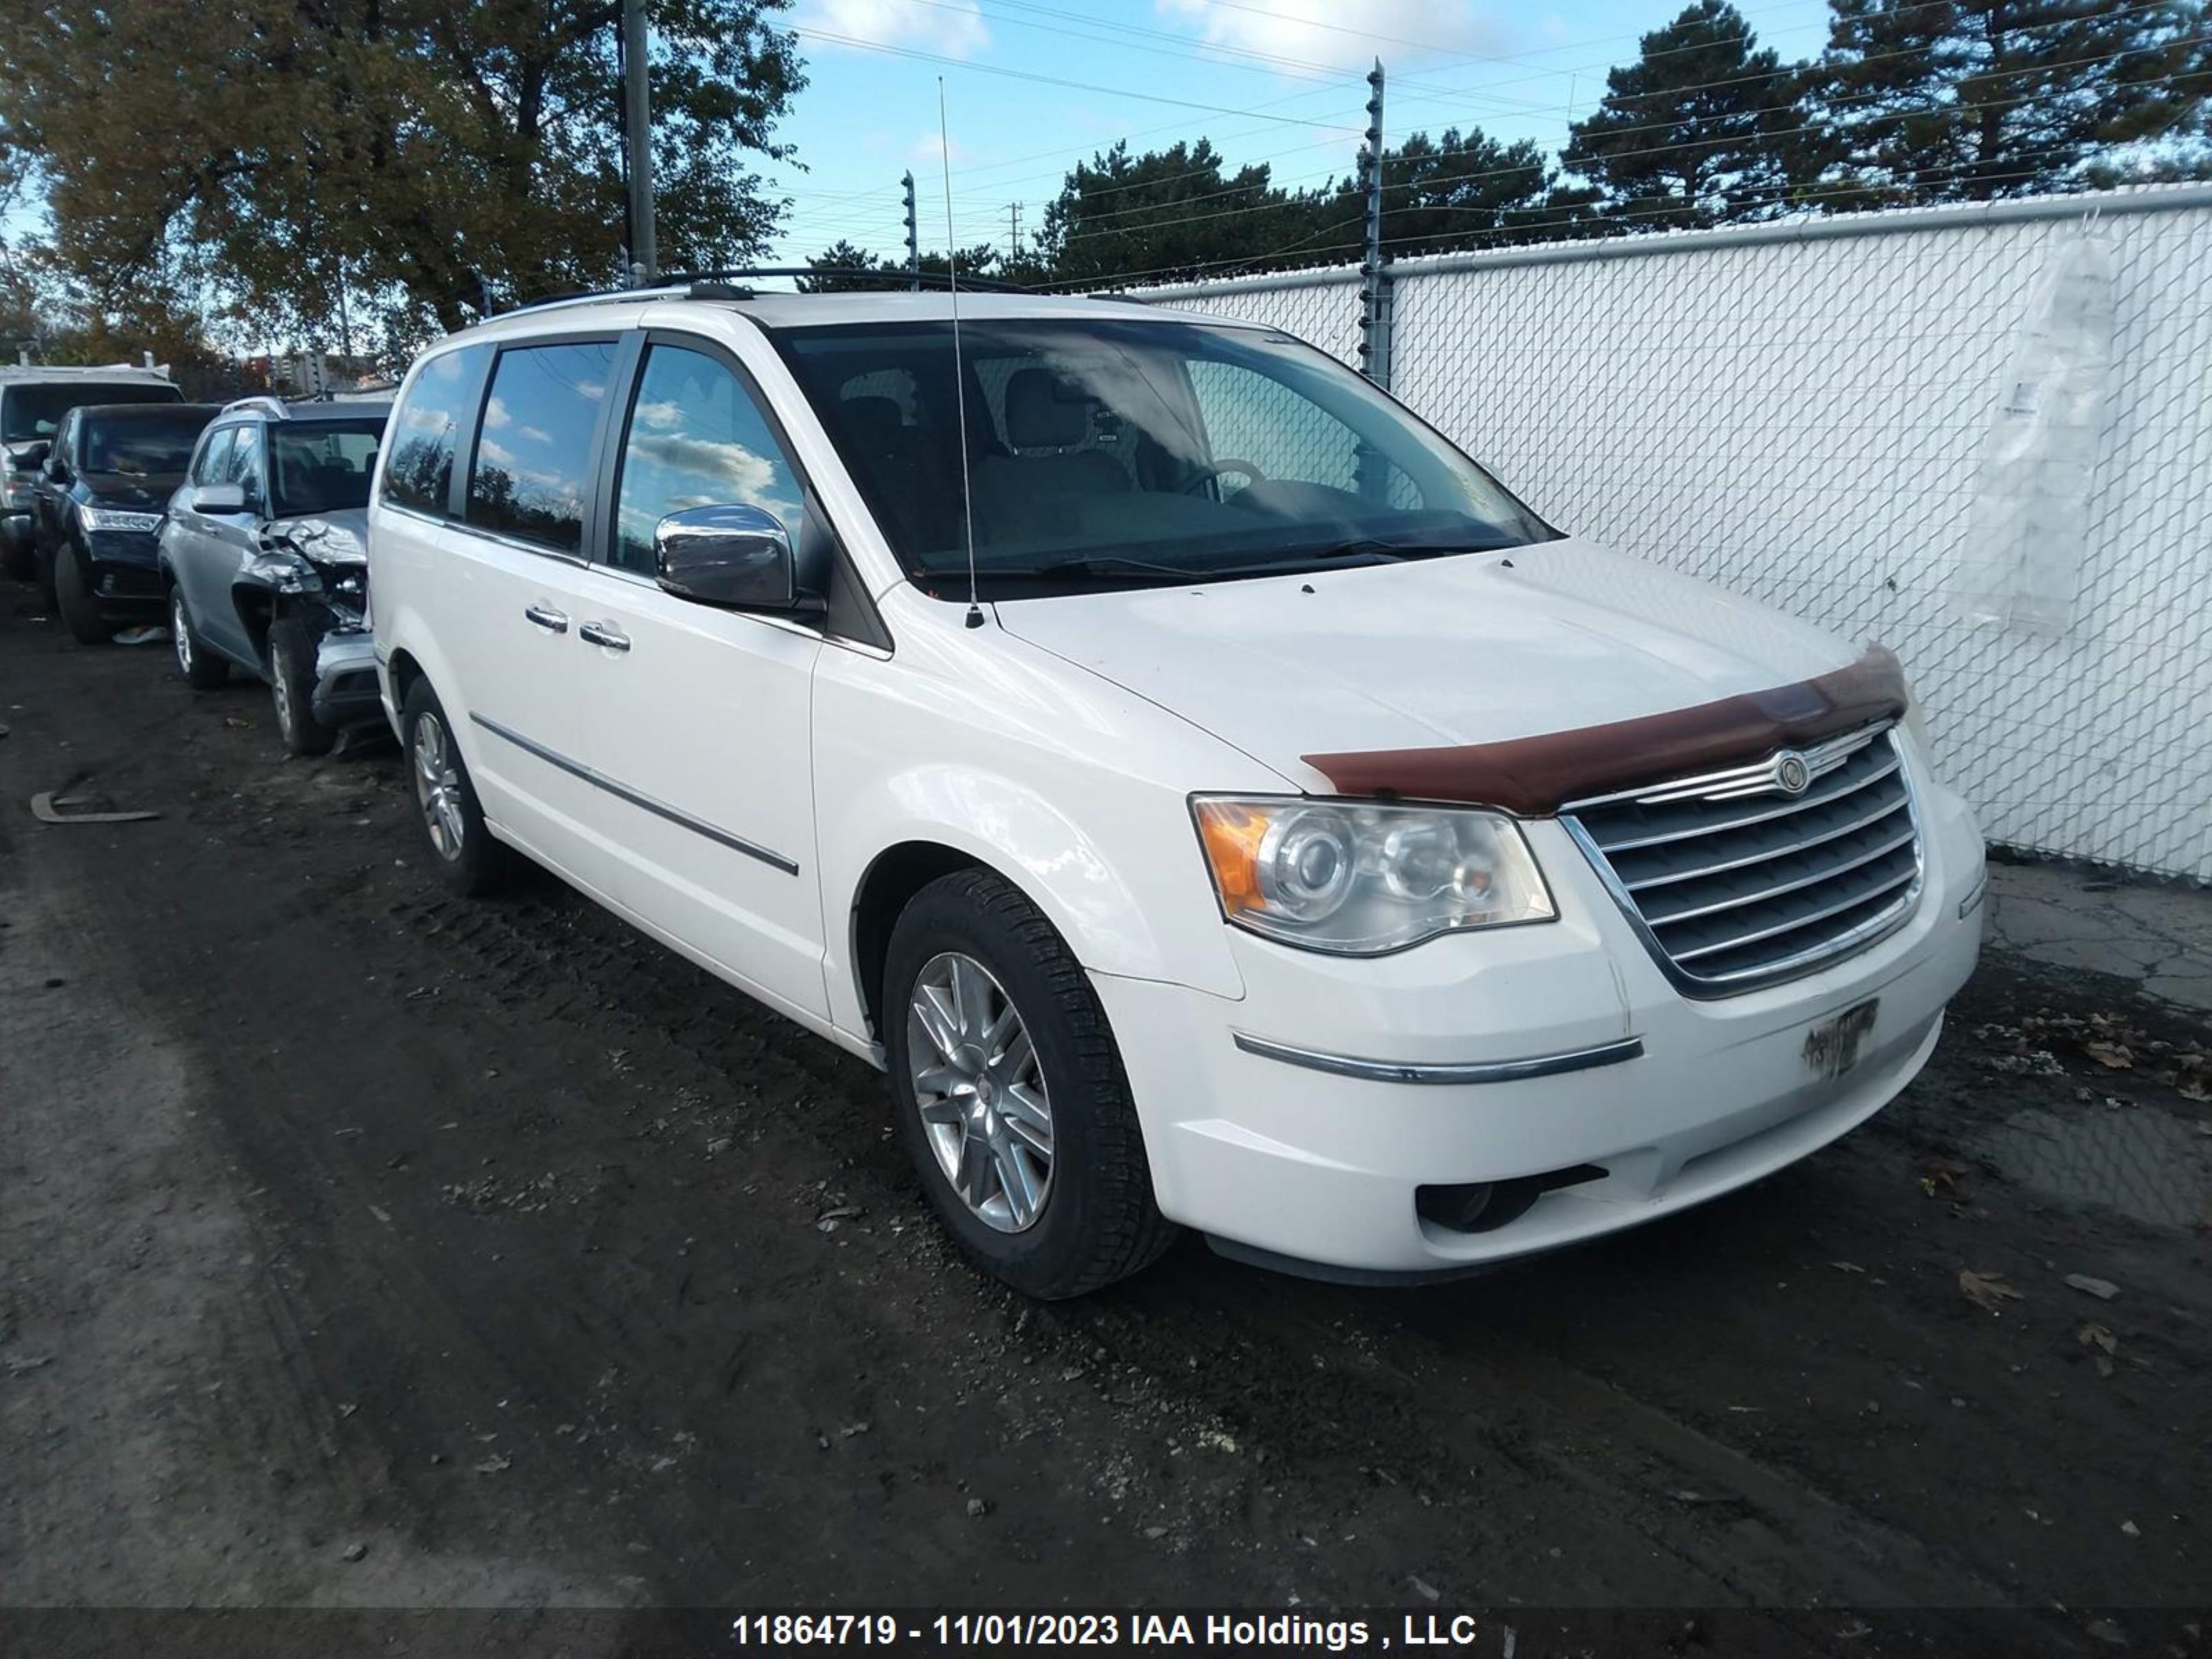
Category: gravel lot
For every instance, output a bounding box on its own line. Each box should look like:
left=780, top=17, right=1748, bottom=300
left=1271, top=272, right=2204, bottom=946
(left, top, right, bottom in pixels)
left=1, top=582, right=2206, bottom=1656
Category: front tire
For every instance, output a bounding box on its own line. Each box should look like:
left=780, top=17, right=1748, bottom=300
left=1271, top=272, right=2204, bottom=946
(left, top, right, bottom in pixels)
left=170, top=587, right=229, bottom=688
left=883, top=868, right=1174, bottom=1299
left=269, top=618, right=335, bottom=756
left=53, top=547, right=109, bottom=644
left=400, top=677, right=516, bottom=897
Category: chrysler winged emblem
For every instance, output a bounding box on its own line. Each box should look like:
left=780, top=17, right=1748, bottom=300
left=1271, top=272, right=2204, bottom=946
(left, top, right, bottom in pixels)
left=1773, top=751, right=1812, bottom=796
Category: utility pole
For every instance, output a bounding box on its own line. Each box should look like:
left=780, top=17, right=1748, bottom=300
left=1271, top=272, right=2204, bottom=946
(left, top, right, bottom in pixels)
left=622, top=0, right=656, bottom=285
left=902, top=171, right=921, bottom=290
left=1356, top=57, right=1391, bottom=392
left=1007, top=202, right=1022, bottom=261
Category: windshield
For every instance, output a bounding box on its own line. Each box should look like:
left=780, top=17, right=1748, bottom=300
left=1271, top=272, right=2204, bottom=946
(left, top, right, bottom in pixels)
left=270, top=418, right=386, bottom=517
left=84, top=409, right=215, bottom=476
left=3, top=382, right=180, bottom=442
left=772, top=318, right=1552, bottom=597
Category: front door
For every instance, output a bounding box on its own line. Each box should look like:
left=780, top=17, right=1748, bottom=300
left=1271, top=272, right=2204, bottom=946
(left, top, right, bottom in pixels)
left=552, top=337, right=827, bottom=1020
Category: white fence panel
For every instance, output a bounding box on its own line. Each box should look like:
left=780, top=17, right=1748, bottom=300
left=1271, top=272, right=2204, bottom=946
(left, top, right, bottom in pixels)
left=1135, top=187, right=2212, bottom=881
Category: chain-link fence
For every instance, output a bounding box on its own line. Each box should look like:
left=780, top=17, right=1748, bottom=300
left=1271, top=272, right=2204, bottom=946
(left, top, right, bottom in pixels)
left=1130, top=183, right=2212, bottom=883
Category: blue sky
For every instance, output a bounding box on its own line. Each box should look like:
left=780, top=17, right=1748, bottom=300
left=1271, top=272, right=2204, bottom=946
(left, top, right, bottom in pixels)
left=762, top=0, right=1850, bottom=268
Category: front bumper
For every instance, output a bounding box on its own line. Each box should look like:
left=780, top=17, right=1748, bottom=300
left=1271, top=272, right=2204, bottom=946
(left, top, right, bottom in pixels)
left=1, top=509, right=30, bottom=554
left=82, top=531, right=166, bottom=616
left=310, top=628, right=385, bottom=729
left=1094, top=760, right=1986, bottom=1277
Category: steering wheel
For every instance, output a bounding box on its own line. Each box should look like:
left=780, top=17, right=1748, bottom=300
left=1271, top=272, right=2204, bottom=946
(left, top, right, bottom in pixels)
left=1178, top=458, right=1269, bottom=496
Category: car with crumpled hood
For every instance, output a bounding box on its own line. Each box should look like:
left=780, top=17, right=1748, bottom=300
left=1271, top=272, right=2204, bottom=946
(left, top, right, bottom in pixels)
left=160, top=395, right=391, bottom=755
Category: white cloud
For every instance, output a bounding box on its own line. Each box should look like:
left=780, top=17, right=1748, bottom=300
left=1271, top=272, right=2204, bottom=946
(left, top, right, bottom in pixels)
left=908, top=130, right=982, bottom=166
left=482, top=395, right=510, bottom=429
left=797, top=0, right=987, bottom=57
left=518, top=424, right=552, bottom=444
left=1153, top=0, right=1515, bottom=72
left=629, top=435, right=781, bottom=506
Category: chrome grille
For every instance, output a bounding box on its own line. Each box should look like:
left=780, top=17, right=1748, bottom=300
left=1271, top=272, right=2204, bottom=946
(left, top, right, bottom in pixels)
left=1563, top=726, right=1922, bottom=996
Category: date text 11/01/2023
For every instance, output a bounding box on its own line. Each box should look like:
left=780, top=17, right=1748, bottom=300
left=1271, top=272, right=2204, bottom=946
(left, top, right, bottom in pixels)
left=730, top=1614, right=1486, bottom=1650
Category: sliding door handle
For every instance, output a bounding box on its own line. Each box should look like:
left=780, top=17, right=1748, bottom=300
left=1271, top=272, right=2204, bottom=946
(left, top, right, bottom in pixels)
left=579, top=621, right=630, bottom=652
left=525, top=603, right=570, bottom=633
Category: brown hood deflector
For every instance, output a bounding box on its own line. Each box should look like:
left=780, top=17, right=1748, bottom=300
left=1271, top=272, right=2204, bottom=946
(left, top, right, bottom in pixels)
left=1302, top=645, right=1906, bottom=817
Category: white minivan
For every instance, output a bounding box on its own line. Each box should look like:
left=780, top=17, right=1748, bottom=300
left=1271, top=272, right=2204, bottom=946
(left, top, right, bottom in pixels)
left=368, top=285, right=1985, bottom=1297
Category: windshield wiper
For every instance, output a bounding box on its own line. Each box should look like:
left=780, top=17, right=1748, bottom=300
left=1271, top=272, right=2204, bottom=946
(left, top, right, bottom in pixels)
left=960, top=554, right=1210, bottom=585
left=957, top=535, right=1523, bottom=589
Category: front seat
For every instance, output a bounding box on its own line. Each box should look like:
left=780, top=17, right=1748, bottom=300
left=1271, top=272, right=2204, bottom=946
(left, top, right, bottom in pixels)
left=970, top=368, right=1130, bottom=543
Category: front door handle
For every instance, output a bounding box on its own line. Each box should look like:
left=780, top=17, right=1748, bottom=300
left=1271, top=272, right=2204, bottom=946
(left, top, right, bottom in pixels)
left=525, top=603, right=570, bottom=633
left=579, top=620, right=630, bottom=652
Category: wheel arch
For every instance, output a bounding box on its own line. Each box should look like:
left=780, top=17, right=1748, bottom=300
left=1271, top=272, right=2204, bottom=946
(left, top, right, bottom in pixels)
left=849, top=841, right=996, bottom=1042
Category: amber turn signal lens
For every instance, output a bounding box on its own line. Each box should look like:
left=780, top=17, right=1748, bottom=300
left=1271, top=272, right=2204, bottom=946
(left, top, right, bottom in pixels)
left=1194, top=798, right=1271, bottom=913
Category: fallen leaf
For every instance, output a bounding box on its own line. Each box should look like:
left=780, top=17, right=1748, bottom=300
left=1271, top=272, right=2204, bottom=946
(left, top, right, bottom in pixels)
left=2077, top=1322, right=2118, bottom=1356
left=2083, top=1042, right=2135, bottom=1070
left=2063, top=1273, right=2120, bottom=1301
left=1959, top=1268, right=2023, bottom=1311
left=1831, top=1261, right=1866, bottom=1274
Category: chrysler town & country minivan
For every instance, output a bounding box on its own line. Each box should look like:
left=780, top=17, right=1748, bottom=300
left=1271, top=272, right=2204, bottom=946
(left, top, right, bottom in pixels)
left=367, top=286, right=1985, bottom=1297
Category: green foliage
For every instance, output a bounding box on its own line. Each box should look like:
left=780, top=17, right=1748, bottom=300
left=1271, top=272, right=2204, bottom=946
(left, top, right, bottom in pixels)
left=1562, top=0, right=1815, bottom=229
left=0, top=0, right=804, bottom=343
left=1814, top=0, right=2212, bottom=203
left=1042, top=140, right=1318, bottom=288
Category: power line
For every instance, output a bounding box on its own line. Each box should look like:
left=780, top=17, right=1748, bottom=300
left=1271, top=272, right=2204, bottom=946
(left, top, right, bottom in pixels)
left=789, top=25, right=1369, bottom=133
left=783, top=0, right=2190, bottom=242
left=1022, top=44, right=2210, bottom=252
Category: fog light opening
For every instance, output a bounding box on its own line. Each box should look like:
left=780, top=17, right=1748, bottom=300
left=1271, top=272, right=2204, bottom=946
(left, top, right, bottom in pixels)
left=1417, top=1164, right=1607, bottom=1236
left=1415, top=1181, right=1494, bottom=1232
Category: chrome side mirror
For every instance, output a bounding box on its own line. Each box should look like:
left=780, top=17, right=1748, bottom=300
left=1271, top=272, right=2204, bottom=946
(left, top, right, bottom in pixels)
left=654, top=503, right=803, bottom=611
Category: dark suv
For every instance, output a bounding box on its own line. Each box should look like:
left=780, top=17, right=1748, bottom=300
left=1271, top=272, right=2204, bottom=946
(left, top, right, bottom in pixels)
left=160, top=396, right=393, bottom=755
left=1, top=366, right=183, bottom=579
left=32, top=402, right=221, bottom=641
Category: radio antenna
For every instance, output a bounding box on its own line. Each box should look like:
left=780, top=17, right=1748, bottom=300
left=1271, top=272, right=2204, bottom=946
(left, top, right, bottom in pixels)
left=938, top=79, right=984, bottom=630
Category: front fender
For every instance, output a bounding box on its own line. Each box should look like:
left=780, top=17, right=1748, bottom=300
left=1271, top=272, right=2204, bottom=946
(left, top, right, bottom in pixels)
left=812, top=597, right=1293, bottom=1036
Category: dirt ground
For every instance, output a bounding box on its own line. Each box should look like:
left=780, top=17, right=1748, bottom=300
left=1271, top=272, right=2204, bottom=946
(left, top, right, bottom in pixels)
left=1, top=582, right=2206, bottom=1658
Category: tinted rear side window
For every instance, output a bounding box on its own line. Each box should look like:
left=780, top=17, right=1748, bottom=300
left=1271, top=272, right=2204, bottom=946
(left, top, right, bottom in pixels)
left=382, top=344, right=491, bottom=515
left=465, top=341, right=616, bottom=554
left=2, top=382, right=180, bottom=442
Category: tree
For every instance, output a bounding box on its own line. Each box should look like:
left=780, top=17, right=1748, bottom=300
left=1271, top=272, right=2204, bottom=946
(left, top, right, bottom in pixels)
left=1561, top=0, right=1815, bottom=230
left=0, top=0, right=805, bottom=344
left=800, top=241, right=900, bottom=292
left=1311, top=127, right=1554, bottom=262
left=1815, top=0, right=2212, bottom=205
left=799, top=241, right=1009, bottom=292
left=1039, top=140, right=1318, bottom=288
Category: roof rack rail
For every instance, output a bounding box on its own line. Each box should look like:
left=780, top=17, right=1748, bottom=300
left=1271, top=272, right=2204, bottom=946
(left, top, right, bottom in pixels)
left=218, top=394, right=291, bottom=420
left=488, top=265, right=1033, bottom=320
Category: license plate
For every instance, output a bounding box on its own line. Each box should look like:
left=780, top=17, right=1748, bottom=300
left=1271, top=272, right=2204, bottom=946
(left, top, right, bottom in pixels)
left=1803, top=997, right=1880, bottom=1080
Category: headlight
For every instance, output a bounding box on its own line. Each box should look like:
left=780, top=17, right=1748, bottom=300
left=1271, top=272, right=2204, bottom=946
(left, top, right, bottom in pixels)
left=1192, top=796, right=1555, bottom=955
left=79, top=506, right=164, bottom=533
left=1, top=482, right=32, bottom=509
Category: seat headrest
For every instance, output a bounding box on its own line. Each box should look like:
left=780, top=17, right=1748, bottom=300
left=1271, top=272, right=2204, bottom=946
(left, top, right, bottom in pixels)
left=1002, top=367, right=1091, bottom=450
left=841, top=395, right=904, bottom=446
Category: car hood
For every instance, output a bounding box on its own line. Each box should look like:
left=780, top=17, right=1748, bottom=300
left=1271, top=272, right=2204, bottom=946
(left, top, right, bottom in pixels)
left=992, top=537, right=1867, bottom=786
left=84, top=471, right=185, bottom=509
left=266, top=508, right=368, bottom=565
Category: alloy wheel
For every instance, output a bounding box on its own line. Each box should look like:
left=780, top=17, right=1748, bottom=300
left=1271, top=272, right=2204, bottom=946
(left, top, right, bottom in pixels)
left=271, top=659, right=296, bottom=737
left=906, top=950, right=1054, bottom=1233
left=412, top=710, right=466, bottom=861
left=171, top=594, right=193, bottom=677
